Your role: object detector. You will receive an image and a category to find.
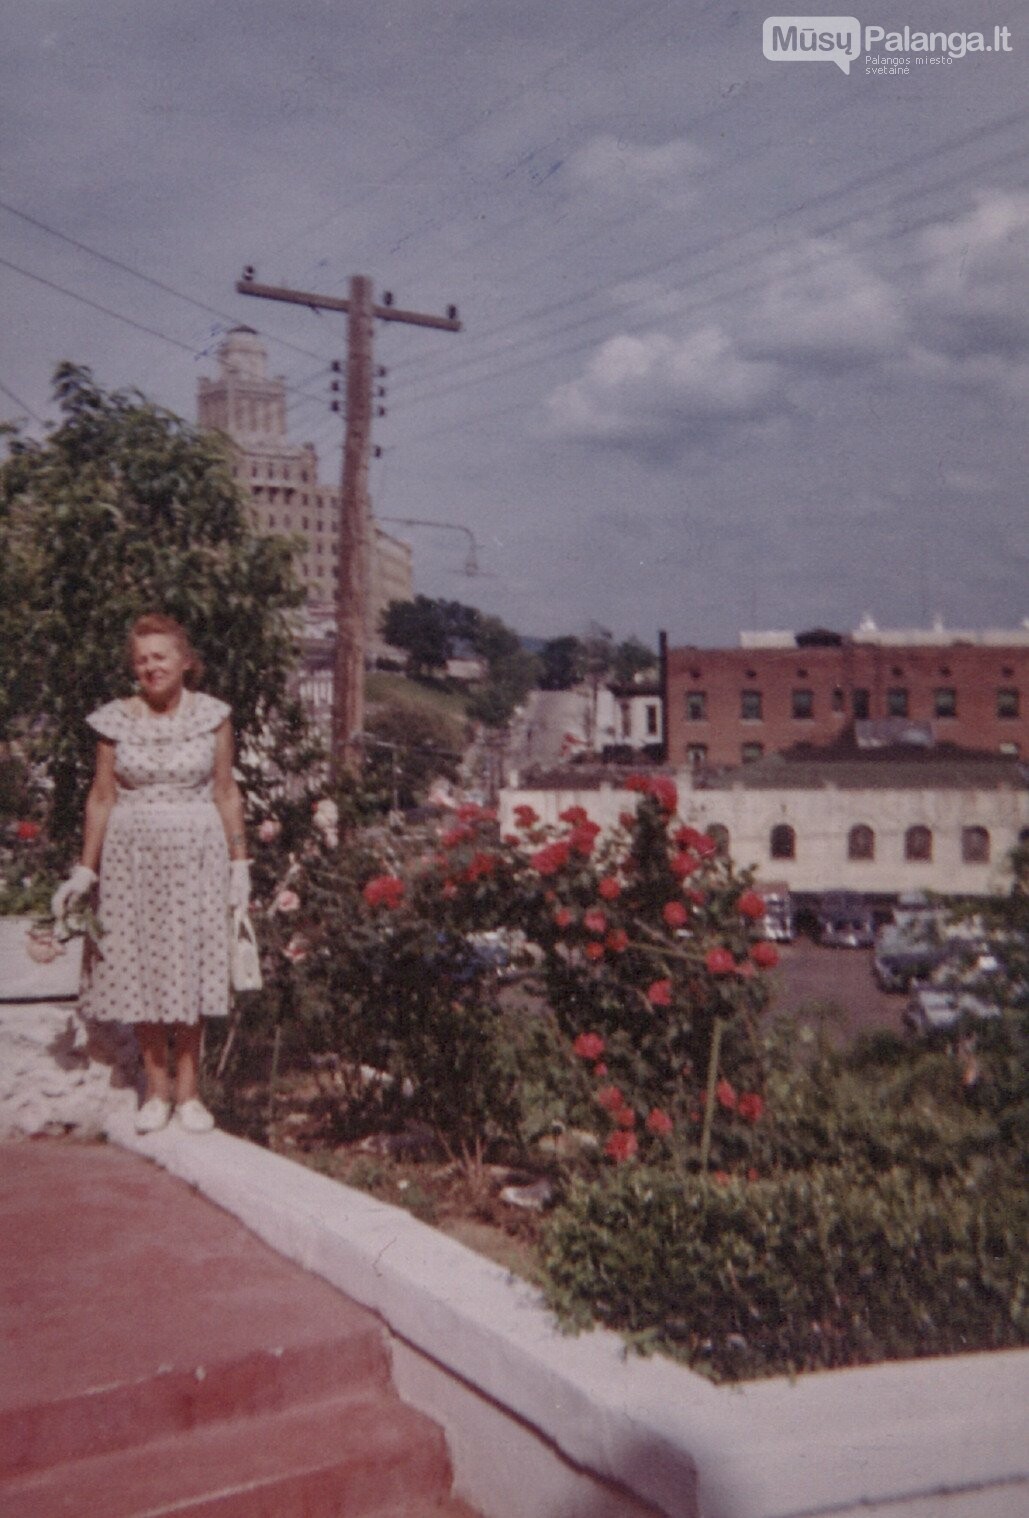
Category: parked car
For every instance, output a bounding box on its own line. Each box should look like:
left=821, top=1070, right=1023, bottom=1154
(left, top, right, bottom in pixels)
left=873, top=919, right=946, bottom=992
left=756, top=881, right=795, bottom=942
left=817, top=891, right=875, bottom=949
left=904, top=985, right=1001, bottom=1036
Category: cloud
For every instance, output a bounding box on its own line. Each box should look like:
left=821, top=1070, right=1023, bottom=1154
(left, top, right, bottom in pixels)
left=566, top=132, right=706, bottom=206
left=739, top=238, right=907, bottom=370
left=908, top=190, right=1029, bottom=379
left=545, top=323, right=787, bottom=452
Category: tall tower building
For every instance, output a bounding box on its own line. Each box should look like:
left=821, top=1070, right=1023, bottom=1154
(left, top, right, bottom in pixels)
left=197, top=328, right=412, bottom=651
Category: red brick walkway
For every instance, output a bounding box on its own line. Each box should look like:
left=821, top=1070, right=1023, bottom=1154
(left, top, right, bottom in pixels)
left=0, top=1139, right=479, bottom=1517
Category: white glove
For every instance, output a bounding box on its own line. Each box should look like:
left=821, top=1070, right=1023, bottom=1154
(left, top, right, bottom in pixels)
left=51, top=865, right=97, bottom=920
left=228, top=860, right=252, bottom=911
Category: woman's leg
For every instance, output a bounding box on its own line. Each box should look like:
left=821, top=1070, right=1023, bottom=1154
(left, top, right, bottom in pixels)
left=172, top=1022, right=203, bottom=1105
left=136, top=1023, right=171, bottom=1102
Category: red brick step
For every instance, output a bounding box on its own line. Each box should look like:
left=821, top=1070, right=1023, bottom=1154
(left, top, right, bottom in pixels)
left=0, top=1390, right=454, bottom=1518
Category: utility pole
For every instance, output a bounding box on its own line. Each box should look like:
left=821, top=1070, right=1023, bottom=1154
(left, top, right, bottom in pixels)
left=235, top=270, right=461, bottom=771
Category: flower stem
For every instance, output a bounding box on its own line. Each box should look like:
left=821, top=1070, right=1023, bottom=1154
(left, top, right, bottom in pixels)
left=699, top=1015, right=724, bottom=1172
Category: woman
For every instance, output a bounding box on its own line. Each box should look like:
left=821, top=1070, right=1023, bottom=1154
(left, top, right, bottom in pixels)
left=51, top=614, right=250, bottom=1133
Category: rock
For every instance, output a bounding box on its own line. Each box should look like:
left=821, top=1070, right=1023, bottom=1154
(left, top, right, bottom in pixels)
left=0, top=1003, right=141, bottom=1138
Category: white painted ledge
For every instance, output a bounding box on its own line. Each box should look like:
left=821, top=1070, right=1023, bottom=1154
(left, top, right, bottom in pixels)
left=104, top=1110, right=1029, bottom=1518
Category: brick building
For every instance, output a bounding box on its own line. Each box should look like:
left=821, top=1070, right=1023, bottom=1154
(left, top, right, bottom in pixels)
left=664, top=622, right=1029, bottom=769
left=197, top=327, right=412, bottom=656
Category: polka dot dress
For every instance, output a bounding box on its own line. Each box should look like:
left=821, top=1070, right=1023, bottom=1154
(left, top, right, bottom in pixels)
left=79, top=692, right=232, bottom=1026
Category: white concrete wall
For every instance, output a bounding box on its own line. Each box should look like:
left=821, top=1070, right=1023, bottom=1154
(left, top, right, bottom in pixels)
left=499, top=777, right=1028, bottom=897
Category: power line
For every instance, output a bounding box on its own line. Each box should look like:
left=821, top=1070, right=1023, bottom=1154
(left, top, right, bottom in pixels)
left=0, top=255, right=335, bottom=414
left=261, top=0, right=680, bottom=273
left=0, top=198, right=332, bottom=366
left=0, top=377, right=46, bottom=428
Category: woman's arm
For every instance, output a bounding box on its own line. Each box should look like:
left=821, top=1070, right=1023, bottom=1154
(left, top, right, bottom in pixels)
left=80, top=741, right=117, bottom=872
left=212, top=719, right=247, bottom=860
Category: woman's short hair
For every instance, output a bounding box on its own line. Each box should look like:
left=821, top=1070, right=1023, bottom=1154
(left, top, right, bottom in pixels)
left=127, top=613, right=205, bottom=689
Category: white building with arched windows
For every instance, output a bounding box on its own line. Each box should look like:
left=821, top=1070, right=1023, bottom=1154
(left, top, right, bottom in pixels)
left=500, top=752, right=1029, bottom=900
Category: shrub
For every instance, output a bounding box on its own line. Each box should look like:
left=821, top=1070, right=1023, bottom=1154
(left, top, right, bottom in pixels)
left=540, top=1158, right=1028, bottom=1380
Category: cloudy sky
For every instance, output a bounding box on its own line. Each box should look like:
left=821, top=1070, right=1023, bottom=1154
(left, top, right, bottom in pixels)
left=2, top=0, right=1027, bottom=648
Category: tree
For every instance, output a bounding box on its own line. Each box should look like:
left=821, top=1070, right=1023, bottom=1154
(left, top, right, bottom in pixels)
left=0, top=364, right=314, bottom=844
left=611, top=637, right=657, bottom=687
left=380, top=595, right=451, bottom=677
left=538, top=636, right=583, bottom=691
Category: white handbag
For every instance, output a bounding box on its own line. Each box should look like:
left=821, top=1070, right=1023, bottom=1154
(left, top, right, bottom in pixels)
left=230, top=907, right=263, bottom=992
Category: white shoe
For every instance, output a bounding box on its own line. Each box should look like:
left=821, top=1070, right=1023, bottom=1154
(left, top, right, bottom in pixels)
left=175, top=1098, right=215, bottom=1133
left=135, top=1096, right=172, bottom=1134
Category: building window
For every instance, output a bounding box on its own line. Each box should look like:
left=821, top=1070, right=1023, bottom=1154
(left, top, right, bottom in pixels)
left=887, top=688, right=909, bottom=718
left=853, top=688, right=870, bottom=720
left=831, top=687, right=845, bottom=713
left=770, top=824, right=795, bottom=860
left=645, top=703, right=659, bottom=736
left=934, top=687, right=957, bottom=718
left=905, top=825, right=932, bottom=862
left=685, top=744, right=708, bottom=767
left=685, top=690, right=707, bottom=721
left=792, top=689, right=814, bottom=720
left=741, top=689, right=763, bottom=721
left=708, top=823, right=730, bottom=857
left=961, top=827, right=990, bottom=864
left=848, top=824, right=875, bottom=861
left=997, top=688, right=1020, bottom=719
left=620, top=702, right=631, bottom=740
left=741, top=742, right=764, bottom=764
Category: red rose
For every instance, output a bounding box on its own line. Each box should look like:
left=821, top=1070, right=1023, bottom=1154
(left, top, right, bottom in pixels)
left=694, top=834, right=717, bottom=858
left=716, top=1077, right=737, bottom=1111
left=569, top=821, right=600, bottom=856
left=673, top=825, right=704, bottom=850
left=513, top=804, right=539, bottom=828
left=15, top=820, right=40, bottom=841
left=593, top=1062, right=608, bottom=1078
left=362, top=874, right=405, bottom=909
left=614, top=1105, right=636, bottom=1129
left=573, top=1031, right=605, bottom=1061
left=662, top=900, right=688, bottom=928
left=646, top=978, right=673, bottom=1007
left=456, top=802, right=484, bottom=822
left=441, top=825, right=472, bottom=849
left=596, top=1084, right=624, bottom=1112
left=584, top=941, right=605, bottom=961
left=559, top=805, right=589, bottom=825
left=669, top=852, right=699, bottom=879
left=583, top=908, right=607, bottom=935
left=623, top=774, right=650, bottom=793
left=747, top=1167, right=760, bottom=1182
left=531, top=841, right=570, bottom=877
left=465, top=850, right=497, bottom=881
left=737, top=890, right=766, bottom=920
left=750, top=941, right=779, bottom=969
left=646, top=1108, right=674, bottom=1136
left=604, top=1130, right=638, bottom=1162
left=597, top=875, right=621, bottom=900
left=618, top=811, right=636, bottom=830
left=553, top=905, right=574, bottom=929
left=738, top=1092, right=765, bottom=1124
left=605, top=928, right=629, bottom=953
left=705, top=947, right=735, bottom=976
left=713, top=1170, right=730, bottom=1185
left=648, top=776, right=678, bottom=813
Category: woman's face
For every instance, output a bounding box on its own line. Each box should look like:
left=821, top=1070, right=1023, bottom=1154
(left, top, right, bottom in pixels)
left=131, top=633, right=189, bottom=707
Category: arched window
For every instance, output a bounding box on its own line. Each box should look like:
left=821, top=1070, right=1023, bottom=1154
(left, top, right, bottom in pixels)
left=848, top=824, right=875, bottom=861
left=708, top=823, right=730, bottom=857
left=961, top=827, right=990, bottom=864
left=770, top=824, right=795, bottom=860
left=905, top=825, right=932, bottom=862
